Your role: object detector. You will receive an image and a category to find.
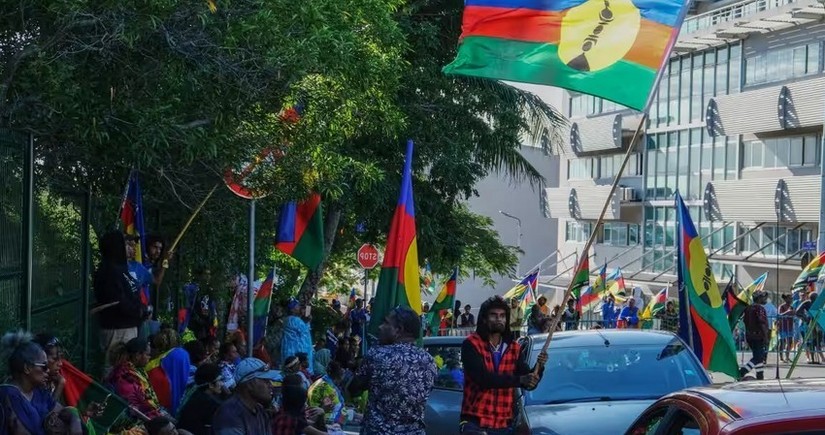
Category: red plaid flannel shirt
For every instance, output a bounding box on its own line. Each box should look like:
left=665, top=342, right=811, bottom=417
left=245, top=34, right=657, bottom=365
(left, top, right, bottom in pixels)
left=461, top=332, right=522, bottom=429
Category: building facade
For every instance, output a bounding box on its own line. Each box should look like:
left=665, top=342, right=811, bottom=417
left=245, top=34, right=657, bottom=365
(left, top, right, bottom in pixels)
left=543, top=0, right=825, bottom=299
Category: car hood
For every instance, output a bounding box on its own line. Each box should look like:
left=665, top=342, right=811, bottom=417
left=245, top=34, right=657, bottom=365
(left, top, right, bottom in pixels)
left=525, top=399, right=655, bottom=435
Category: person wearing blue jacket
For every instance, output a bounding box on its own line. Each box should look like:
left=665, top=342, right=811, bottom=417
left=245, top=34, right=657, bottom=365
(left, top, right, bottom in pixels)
left=601, top=295, right=616, bottom=328
left=618, top=297, right=640, bottom=328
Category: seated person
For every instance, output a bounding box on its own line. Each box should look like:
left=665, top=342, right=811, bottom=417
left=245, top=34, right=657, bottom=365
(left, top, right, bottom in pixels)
left=177, top=363, right=225, bottom=434
left=0, top=331, right=85, bottom=434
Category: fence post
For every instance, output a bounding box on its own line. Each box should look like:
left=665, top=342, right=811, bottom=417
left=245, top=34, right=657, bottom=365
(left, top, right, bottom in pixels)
left=20, top=133, right=34, bottom=331
left=80, top=189, right=92, bottom=371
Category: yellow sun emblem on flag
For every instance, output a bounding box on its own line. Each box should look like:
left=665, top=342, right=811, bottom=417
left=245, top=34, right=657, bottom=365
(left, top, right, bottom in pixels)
left=558, top=0, right=641, bottom=72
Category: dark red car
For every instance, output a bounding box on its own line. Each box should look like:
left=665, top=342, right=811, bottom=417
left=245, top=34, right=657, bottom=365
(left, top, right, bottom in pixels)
left=625, top=378, right=825, bottom=434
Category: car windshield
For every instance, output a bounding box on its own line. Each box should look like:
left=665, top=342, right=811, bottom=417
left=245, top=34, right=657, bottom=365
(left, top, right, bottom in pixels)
left=524, top=339, right=709, bottom=406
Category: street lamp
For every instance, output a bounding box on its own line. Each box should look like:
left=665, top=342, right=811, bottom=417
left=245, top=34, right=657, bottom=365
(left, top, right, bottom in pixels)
left=499, top=210, right=523, bottom=276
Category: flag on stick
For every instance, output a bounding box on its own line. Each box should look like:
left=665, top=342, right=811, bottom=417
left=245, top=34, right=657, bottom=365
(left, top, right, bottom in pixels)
left=675, top=191, right=739, bottom=379
left=641, top=288, right=667, bottom=320
left=722, top=277, right=748, bottom=331
left=503, top=269, right=539, bottom=302
left=62, top=361, right=130, bottom=434
left=369, top=140, right=423, bottom=336
left=426, top=269, right=458, bottom=335
left=571, top=255, right=590, bottom=312
left=792, top=252, right=825, bottom=294
left=275, top=193, right=325, bottom=270
left=120, top=170, right=146, bottom=262
left=443, top=0, right=693, bottom=110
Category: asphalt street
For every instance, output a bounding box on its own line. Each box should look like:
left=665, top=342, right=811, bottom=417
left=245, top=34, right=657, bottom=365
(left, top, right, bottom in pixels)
left=710, top=351, right=825, bottom=383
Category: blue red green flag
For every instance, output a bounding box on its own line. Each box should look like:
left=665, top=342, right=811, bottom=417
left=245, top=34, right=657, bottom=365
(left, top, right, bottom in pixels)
left=120, top=170, right=146, bottom=263
left=443, top=0, right=692, bottom=110
left=62, top=361, right=130, bottom=434
left=675, top=191, right=739, bottom=379
left=369, top=140, right=423, bottom=336
left=721, top=277, right=748, bottom=331
left=276, top=193, right=324, bottom=270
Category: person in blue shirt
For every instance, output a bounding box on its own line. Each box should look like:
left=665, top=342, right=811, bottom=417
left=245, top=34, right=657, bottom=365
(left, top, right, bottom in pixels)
left=618, top=297, right=640, bottom=328
left=601, top=295, right=616, bottom=328
left=126, top=234, right=155, bottom=339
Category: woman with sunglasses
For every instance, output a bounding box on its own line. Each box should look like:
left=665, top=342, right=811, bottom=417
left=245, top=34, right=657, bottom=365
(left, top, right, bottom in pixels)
left=0, top=330, right=84, bottom=434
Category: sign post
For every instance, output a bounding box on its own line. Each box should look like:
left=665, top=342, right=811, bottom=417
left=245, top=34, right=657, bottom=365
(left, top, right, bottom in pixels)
left=357, top=243, right=380, bottom=299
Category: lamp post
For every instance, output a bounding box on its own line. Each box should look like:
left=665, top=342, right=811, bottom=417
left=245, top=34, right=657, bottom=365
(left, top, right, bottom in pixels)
left=499, top=210, right=523, bottom=276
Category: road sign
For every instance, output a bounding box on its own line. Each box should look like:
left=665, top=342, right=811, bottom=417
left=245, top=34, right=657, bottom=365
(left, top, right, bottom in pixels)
left=803, top=241, right=817, bottom=251
left=357, top=244, right=380, bottom=269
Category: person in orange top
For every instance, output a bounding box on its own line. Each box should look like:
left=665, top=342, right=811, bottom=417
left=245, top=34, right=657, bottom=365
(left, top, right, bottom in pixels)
left=537, top=295, right=549, bottom=315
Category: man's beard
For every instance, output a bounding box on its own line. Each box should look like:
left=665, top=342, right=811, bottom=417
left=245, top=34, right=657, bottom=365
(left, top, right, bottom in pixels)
left=488, top=322, right=506, bottom=334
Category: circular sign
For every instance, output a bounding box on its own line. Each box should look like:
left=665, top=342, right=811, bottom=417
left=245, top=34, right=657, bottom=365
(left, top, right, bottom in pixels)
left=357, top=244, right=380, bottom=269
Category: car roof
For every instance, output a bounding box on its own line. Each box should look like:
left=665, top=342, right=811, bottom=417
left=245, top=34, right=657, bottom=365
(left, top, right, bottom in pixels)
left=682, top=378, right=825, bottom=419
left=526, top=330, right=683, bottom=349
left=423, top=330, right=683, bottom=348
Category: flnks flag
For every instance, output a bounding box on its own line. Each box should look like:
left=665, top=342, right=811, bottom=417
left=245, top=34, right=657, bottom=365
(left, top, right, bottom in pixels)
left=276, top=193, right=324, bottom=270
left=502, top=270, right=539, bottom=301
left=369, top=140, right=423, bottom=337
left=792, top=251, right=825, bottom=293
left=62, top=361, right=129, bottom=433
left=675, top=192, right=739, bottom=379
left=641, top=288, right=667, bottom=320
left=443, top=0, right=692, bottom=110
left=120, top=170, right=146, bottom=263
left=252, top=269, right=275, bottom=344
left=427, top=269, right=458, bottom=335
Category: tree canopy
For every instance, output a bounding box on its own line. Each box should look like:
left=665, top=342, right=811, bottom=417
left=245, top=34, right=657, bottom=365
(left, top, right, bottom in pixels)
left=0, top=0, right=563, bottom=301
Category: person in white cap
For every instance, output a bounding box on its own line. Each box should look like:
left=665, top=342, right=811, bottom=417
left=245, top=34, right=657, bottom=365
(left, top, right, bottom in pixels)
left=212, top=357, right=281, bottom=435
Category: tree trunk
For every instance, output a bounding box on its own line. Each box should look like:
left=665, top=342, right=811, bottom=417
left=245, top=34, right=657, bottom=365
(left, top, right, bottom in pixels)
left=297, top=204, right=342, bottom=304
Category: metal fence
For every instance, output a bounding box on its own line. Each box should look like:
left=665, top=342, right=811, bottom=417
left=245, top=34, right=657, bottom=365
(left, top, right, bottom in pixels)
left=0, top=130, right=93, bottom=370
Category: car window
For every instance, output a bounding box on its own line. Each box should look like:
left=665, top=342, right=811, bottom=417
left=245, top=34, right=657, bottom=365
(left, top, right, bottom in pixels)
left=525, top=339, right=708, bottom=405
left=425, top=344, right=463, bottom=390
left=627, top=407, right=669, bottom=435
left=665, top=410, right=701, bottom=435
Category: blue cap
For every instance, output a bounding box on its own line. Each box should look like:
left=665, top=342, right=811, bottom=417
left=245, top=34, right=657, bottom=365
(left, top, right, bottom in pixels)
left=234, top=358, right=282, bottom=384
left=287, top=298, right=300, bottom=311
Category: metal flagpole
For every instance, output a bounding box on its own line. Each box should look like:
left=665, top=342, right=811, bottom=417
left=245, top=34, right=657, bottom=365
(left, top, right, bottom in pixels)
left=247, top=200, right=256, bottom=358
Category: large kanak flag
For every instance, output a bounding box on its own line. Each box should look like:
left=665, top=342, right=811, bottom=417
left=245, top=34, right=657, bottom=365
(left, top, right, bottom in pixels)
left=369, top=140, right=423, bottom=337
left=443, top=0, right=693, bottom=110
left=675, top=191, right=739, bottom=379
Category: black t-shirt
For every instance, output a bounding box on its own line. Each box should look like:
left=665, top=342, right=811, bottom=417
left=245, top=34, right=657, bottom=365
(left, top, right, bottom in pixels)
left=93, top=262, right=144, bottom=329
left=178, top=388, right=223, bottom=435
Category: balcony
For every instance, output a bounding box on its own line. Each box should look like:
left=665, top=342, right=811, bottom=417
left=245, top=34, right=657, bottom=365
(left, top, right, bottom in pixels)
left=543, top=186, right=641, bottom=220
left=676, top=0, right=825, bottom=52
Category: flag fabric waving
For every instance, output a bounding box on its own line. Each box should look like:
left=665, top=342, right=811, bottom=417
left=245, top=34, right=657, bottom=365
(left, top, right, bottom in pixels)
left=369, top=140, right=423, bottom=337
left=739, top=272, right=767, bottom=303
left=571, top=256, right=590, bottom=311
left=607, top=268, right=628, bottom=303
left=275, top=193, right=325, bottom=270
left=792, top=252, right=825, bottom=293
left=721, top=277, right=748, bottom=331
left=503, top=269, right=540, bottom=301
left=426, top=269, right=458, bottom=335
left=641, top=288, right=667, bottom=320
left=252, top=269, right=275, bottom=345
left=675, top=191, right=739, bottom=379
left=120, top=170, right=146, bottom=263
left=592, top=261, right=608, bottom=294
left=442, top=0, right=692, bottom=110
left=62, top=360, right=130, bottom=434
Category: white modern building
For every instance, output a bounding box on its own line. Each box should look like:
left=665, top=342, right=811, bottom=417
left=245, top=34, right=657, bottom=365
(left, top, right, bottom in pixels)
left=542, top=0, right=825, bottom=301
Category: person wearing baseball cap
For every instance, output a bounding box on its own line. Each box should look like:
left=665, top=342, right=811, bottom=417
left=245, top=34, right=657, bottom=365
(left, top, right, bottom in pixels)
left=212, top=358, right=280, bottom=434
left=740, top=290, right=770, bottom=380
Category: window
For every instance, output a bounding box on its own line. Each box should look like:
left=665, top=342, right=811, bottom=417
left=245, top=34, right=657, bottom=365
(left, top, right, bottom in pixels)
left=602, top=223, right=640, bottom=247
left=743, top=135, right=821, bottom=169
left=740, top=225, right=815, bottom=256
left=425, top=344, right=463, bottom=390
left=665, top=410, right=702, bottom=435
left=745, top=43, right=820, bottom=85
left=566, top=221, right=593, bottom=243
left=600, top=154, right=640, bottom=179
left=627, top=407, right=668, bottom=435
left=568, top=158, right=595, bottom=179
left=569, top=93, right=627, bottom=117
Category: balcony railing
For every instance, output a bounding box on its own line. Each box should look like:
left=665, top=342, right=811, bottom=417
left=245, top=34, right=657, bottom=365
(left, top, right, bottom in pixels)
left=682, top=0, right=796, bottom=34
